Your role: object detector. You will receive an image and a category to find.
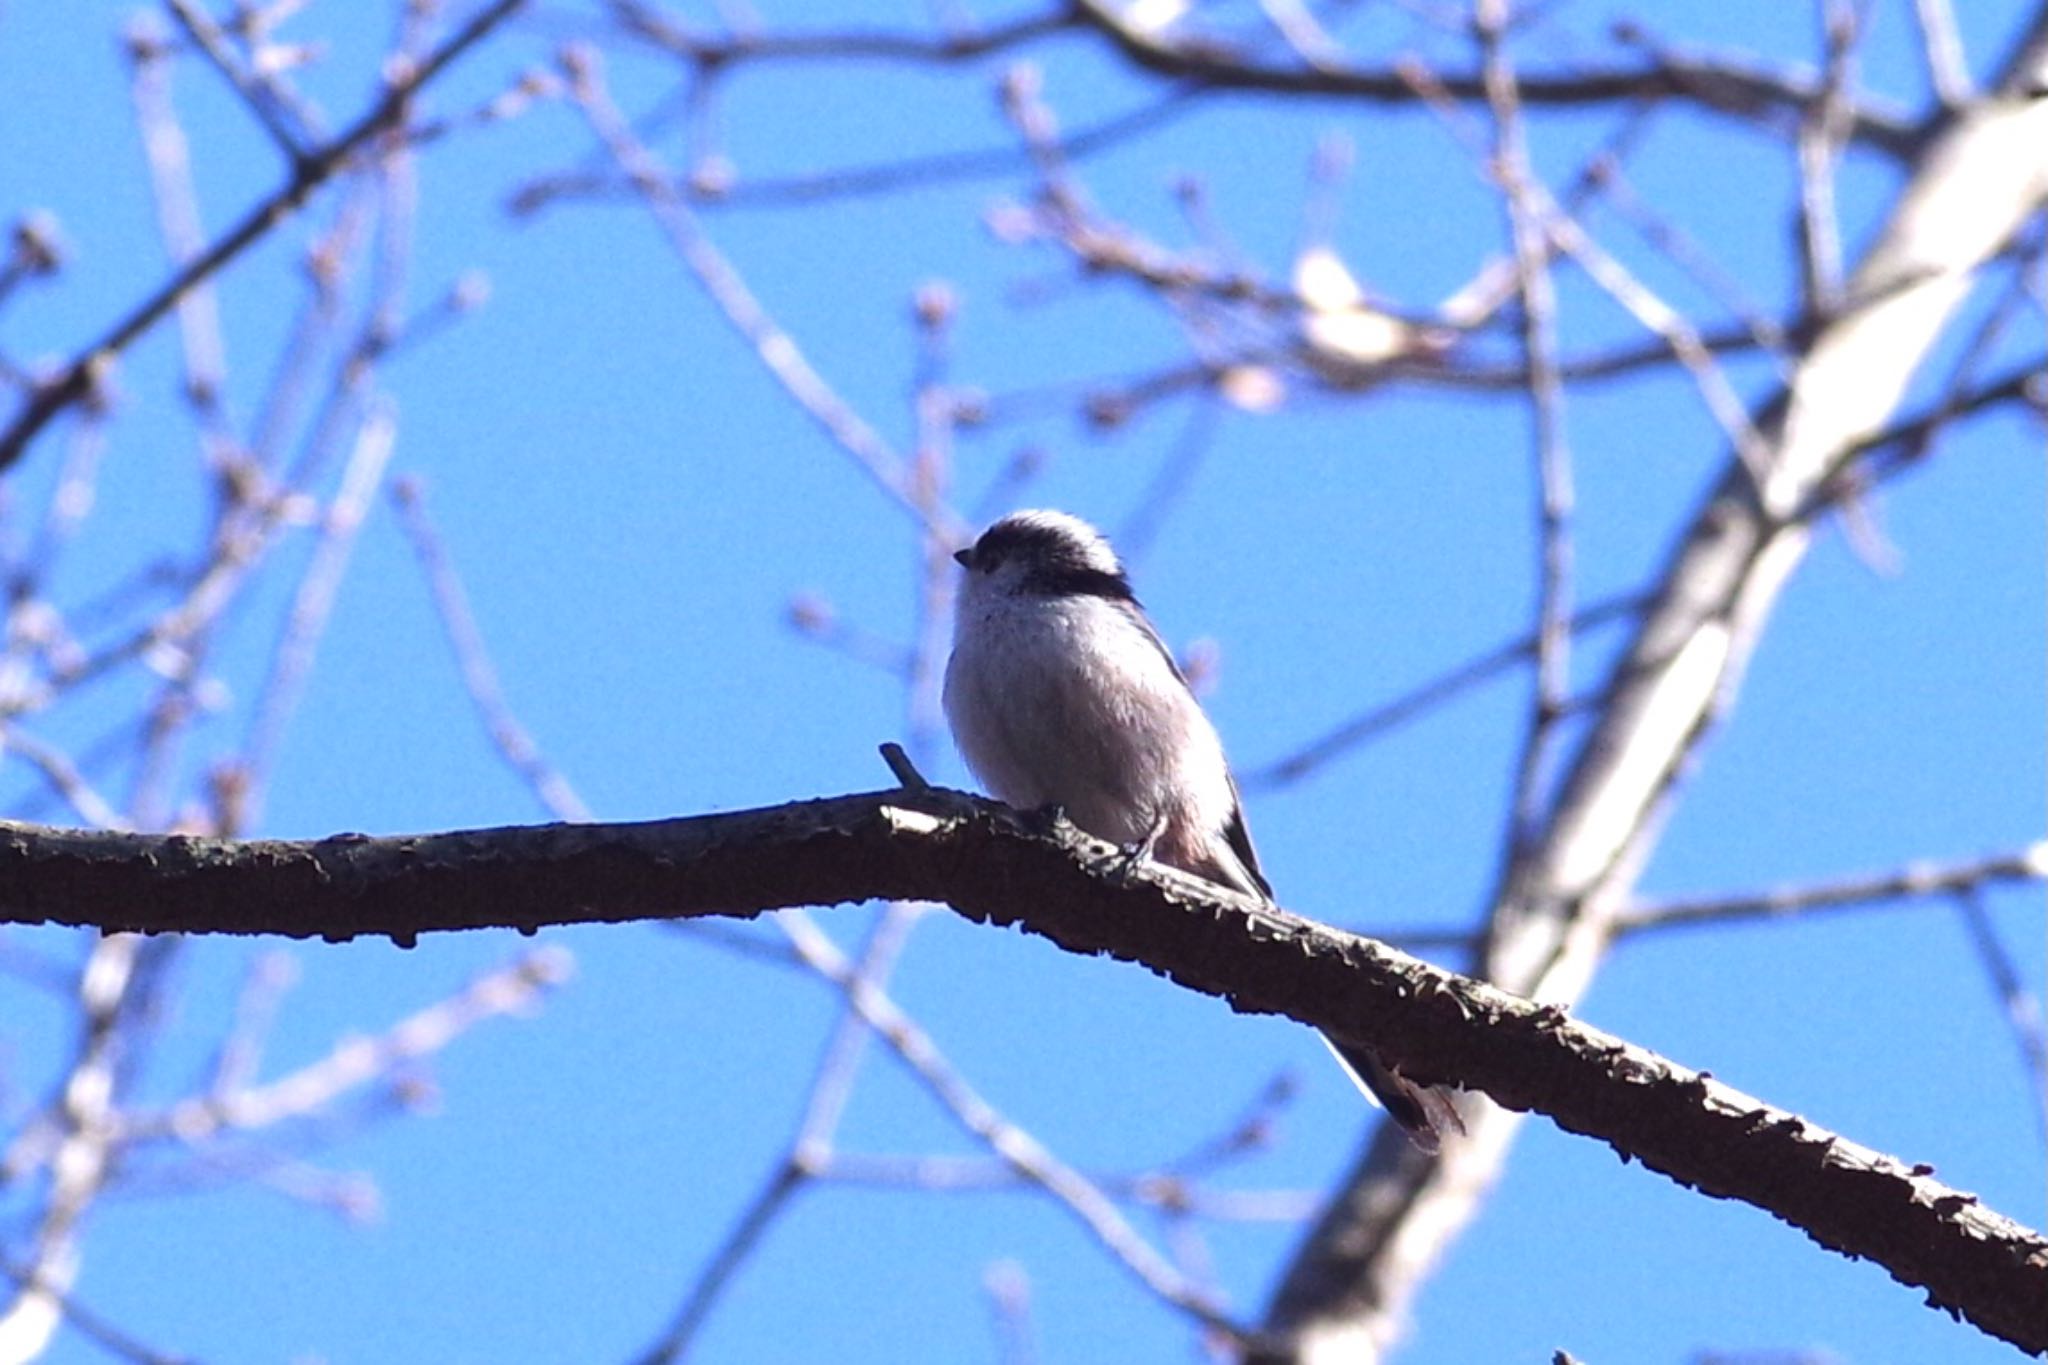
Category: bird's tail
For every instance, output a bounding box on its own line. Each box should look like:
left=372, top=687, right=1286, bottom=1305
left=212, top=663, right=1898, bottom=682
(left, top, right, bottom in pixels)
left=1185, top=846, right=1460, bottom=1151
left=1322, top=1034, right=1463, bottom=1153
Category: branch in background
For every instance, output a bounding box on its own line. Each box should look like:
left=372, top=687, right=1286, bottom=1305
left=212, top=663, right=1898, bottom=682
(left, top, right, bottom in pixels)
left=1474, top=0, right=1577, bottom=862
left=509, top=87, right=1204, bottom=214
left=389, top=477, right=593, bottom=823
left=0, top=790, right=2043, bottom=1355
left=0, top=0, right=527, bottom=474
left=1243, top=592, right=1647, bottom=791
left=1072, top=1, right=1921, bottom=157
left=1615, top=844, right=2048, bottom=935
left=590, top=0, right=1921, bottom=166
left=118, top=947, right=570, bottom=1144
left=1257, top=16, right=2048, bottom=1354
left=559, top=45, right=961, bottom=542
left=0, top=1254, right=183, bottom=1365
left=1952, top=887, right=2048, bottom=1138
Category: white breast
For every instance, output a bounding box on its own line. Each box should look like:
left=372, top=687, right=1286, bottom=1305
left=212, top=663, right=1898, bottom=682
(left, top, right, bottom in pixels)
left=943, top=586, right=1233, bottom=850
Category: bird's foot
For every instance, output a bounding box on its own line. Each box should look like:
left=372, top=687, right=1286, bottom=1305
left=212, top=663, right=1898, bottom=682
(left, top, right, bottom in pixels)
left=1025, top=802, right=1070, bottom=838
left=1108, top=812, right=1169, bottom=887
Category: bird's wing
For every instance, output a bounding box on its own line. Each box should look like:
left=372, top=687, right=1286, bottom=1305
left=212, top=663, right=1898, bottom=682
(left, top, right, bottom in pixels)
left=1114, top=596, right=1192, bottom=689
left=1217, top=781, right=1273, bottom=900
left=1114, top=597, right=1275, bottom=901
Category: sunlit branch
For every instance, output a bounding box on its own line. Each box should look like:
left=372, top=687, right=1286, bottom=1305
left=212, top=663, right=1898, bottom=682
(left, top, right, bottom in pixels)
left=1614, top=844, right=2048, bottom=935
left=389, top=477, right=594, bottom=824
left=0, top=0, right=527, bottom=473
left=1072, top=1, right=1921, bottom=156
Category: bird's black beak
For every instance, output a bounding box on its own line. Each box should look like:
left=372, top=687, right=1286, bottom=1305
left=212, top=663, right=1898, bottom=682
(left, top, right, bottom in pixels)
left=952, top=547, right=973, bottom=568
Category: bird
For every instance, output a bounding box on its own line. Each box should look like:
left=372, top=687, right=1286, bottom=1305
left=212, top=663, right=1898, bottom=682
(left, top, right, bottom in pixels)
left=942, top=508, right=1456, bottom=1151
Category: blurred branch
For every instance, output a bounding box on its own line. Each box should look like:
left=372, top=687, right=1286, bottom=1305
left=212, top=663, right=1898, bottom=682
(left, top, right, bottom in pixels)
left=593, top=0, right=1922, bottom=170
left=1257, top=13, right=2048, bottom=1356
left=1242, top=591, right=1647, bottom=792
left=775, top=903, right=1238, bottom=1338
left=1, top=727, right=127, bottom=831
left=128, top=15, right=234, bottom=443
left=561, top=45, right=962, bottom=541
left=633, top=1157, right=802, bottom=1365
left=1474, top=0, right=1576, bottom=858
left=510, top=88, right=1202, bottom=214
left=1792, top=0, right=1862, bottom=317
left=0, top=0, right=526, bottom=474
left=1952, top=887, right=2048, bottom=1139
left=163, top=0, right=320, bottom=158
left=820, top=1152, right=1320, bottom=1222
left=0, top=934, right=143, bottom=1357
left=0, top=213, right=68, bottom=315
left=119, top=947, right=571, bottom=1143
left=0, top=789, right=2042, bottom=1353
left=1615, top=843, right=2048, bottom=935
left=0, top=1253, right=187, bottom=1365
left=607, top=0, right=1068, bottom=67
left=1071, top=1, right=1922, bottom=157
left=389, top=476, right=593, bottom=823
left=235, top=398, right=398, bottom=825
left=1911, top=0, right=1975, bottom=107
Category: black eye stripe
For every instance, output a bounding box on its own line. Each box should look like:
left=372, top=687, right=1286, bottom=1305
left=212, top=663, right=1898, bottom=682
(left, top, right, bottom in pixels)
left=964, top=516, right=1137, bottom=602
left=1026, top=564, right=1135, bottom=602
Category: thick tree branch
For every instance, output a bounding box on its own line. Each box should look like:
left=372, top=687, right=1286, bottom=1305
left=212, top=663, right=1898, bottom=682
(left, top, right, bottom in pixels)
left=1, top=791, right=2045, bottom=1355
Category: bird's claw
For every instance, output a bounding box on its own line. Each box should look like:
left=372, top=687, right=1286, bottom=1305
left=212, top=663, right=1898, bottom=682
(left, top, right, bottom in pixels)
left=1026, top=802, right=1069, bottom=837
left=1108, top=843, right=1150, bottom=887
left=1108, top=812, right=1169, bottom=887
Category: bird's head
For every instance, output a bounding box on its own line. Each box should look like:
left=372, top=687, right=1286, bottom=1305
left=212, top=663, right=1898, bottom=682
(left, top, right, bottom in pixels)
left=953, top=509, right=1133, bottom=603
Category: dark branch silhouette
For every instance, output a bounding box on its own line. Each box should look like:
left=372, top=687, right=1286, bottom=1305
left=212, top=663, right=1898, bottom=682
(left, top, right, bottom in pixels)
left=1, top=788, right=2044, bottom=1356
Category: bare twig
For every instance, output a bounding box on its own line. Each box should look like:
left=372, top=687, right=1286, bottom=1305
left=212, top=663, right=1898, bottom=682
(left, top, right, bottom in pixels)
left=165, top=0, right=318, bottom=157
left=632, top=1159, right=804, bottom=1365
left=1910, top=0, right=1975, bottom=107
left=0, top=934, right=143, bottom=1358
left=1072, top=0, right=1922, bottom=156
left=1951, top=888, right=2048, bottom=1139
left=0, top=0, right=527, bottom=472
left=1615, top=844, right=2048, bottom=935
left=509, top=86, right=1205, bottom=214
left=0, top=728, right=126, bottom=831
left=237, top=399, right=398, bottom=822
left=1586, top=158, right=1789, bottom=358
left=1793, top=0, right=1865, bottom=317
left=1258, top=14, right=2048, bottom=1359
left=1475, top=0, right=1576, bottom=862
left=1401, top=58, right=1778, bottom=480
left=0, top=1252, right=189, bottom=1365
left=775, top=906, right=1245, bottom=1338
left=984, top=1260, right=1038, bottom=1365
left=389, top=477, right=593, bottom=823
left=120, top=947, right=571, bottom=1143
left=128, top=15, right=234, bottom=443
left=1243, top=592, right=1647, bottom=792
left=560, top=46, right=959, bottom=542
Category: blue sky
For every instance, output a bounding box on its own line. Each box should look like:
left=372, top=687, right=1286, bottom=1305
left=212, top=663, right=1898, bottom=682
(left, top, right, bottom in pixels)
left=1, top=2, right=2042, bottom=1362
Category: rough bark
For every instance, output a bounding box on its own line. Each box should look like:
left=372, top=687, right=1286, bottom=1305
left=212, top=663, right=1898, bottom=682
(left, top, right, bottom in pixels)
left=1, top=792, right=2045, bottom=1355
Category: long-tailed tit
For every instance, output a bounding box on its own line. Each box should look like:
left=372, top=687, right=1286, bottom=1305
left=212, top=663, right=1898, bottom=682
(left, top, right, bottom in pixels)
left=943, top=509, right=1455, bottom=1151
